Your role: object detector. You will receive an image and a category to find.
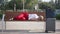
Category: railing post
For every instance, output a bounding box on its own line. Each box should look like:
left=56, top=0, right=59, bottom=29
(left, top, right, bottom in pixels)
left=2, top=14, right=5, bottom=34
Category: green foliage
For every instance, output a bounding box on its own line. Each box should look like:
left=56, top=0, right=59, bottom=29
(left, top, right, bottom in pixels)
left=5, top=0, right=38, bottom=9
left=56, top=14, right=60, bottom=20
left=39, top=2, right=55, bottom=10
left=24, top=0, right=38, bottom=9
left=5, top=0, right=23, bottom=10
left=55, top=4, right=60, bottom=9
left=0, top=14, right=2, bottom=19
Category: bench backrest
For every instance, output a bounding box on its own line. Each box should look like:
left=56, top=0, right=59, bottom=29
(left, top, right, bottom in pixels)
left=4, top=11, right=46, bottom=21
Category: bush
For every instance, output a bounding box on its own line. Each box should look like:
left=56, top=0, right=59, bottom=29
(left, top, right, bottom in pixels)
left=56, top=14, right=60, bottom=20
left=0, top=14, right=2, bottom=19
left=39, top=2, right=55, bottom=10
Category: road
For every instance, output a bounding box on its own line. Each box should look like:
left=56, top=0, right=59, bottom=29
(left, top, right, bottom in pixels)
left=0, top=20, right=60, bottom=34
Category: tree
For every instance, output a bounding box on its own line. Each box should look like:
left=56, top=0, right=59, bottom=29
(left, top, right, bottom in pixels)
left=56, top=4, right=60, bottom=9
left=23, top=0, right=38, bottom=9
left=39, top=2, right=55, bottom=10
left=5, top=0, right=38, bottom=10
left=5, top=0, right=23, bottom=10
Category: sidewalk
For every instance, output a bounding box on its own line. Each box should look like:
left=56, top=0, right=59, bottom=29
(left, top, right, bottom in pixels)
left=0, top=21, right=46, bottom=32
left=0, top=20, right=60, bottom=34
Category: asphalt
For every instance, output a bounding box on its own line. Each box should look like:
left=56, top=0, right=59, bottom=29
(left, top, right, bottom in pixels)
left=0, top=20, right=60, bottom=34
